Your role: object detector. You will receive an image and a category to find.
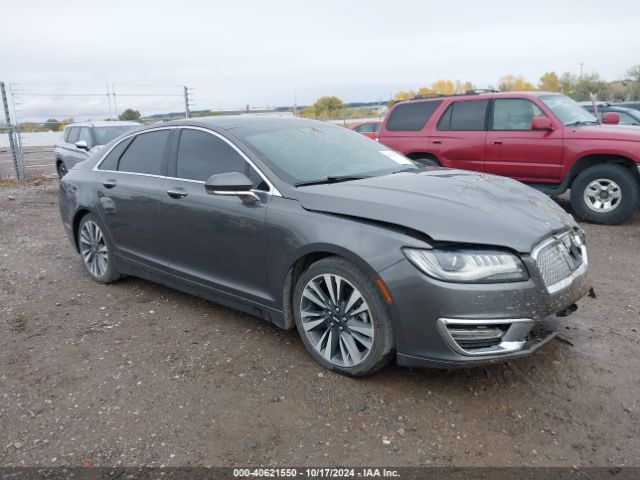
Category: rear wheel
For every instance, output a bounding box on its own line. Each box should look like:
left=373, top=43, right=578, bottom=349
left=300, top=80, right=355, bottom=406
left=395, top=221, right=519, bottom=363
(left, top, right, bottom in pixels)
left=293, top=256, right=394, bottom=376
left=77, top=213, right=120, bottom=283
left=57, top=161, right=68, bottom=179
left=570, top=164, right=639, bottom=224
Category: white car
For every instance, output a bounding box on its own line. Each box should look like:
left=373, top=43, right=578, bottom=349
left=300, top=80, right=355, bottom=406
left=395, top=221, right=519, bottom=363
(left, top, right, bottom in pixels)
left=54, top=121, right=140, bottom=178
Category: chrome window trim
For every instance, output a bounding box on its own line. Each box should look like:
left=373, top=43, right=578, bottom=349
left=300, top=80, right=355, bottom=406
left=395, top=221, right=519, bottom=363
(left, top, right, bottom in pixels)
left=437, top=317, right=534, bottom=356
left=531, top=230, right=588, bottom=295
left=93, top=125, right=281, bottom=197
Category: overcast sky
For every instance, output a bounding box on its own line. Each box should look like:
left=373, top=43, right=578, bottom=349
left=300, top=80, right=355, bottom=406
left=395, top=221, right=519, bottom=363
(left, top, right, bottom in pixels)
left=3, top=0, right=639, bottom=121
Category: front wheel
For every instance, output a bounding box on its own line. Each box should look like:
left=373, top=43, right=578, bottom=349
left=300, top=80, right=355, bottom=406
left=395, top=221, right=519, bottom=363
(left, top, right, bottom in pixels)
left=570, top=164, right=640, bottom=224
left=293, top=257, right=395, bottom=376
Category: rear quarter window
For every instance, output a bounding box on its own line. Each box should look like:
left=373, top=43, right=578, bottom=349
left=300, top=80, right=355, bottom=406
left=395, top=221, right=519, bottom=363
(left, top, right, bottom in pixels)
left=385, top=100, right=443, bottom=131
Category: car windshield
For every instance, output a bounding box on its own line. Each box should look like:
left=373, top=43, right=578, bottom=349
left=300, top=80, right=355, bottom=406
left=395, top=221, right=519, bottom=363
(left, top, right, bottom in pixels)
left=540, top=95, right=599, bottom=126
left=93, top=126, right=137, bottom=145
left=236, top=122, right=417, bottom=185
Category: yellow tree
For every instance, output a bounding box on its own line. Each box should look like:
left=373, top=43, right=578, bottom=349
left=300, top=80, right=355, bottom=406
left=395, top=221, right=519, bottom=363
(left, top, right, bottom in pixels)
left=430, top=79, right=455, bottom=95
left=538, top=72, right=561, bottom=92
left=393, top=90, right=417, bottom=101
left=498, top=75, right=536, bottom=91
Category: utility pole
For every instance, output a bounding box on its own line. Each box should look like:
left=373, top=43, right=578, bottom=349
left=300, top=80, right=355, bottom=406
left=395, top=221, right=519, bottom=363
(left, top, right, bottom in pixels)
left=579, top=63, right=584, bottom=78
left=111, top=84, right=119, bottom=119
left=0, top=82, right=25, bottom=180
left=184, top=86, right=191, bottom=118
left=293, top=91, right=297, bottom=117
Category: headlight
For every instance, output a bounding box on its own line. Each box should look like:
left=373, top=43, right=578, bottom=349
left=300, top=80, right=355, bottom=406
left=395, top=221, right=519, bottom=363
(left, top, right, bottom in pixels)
left=403, top=248, right=529, bottom=283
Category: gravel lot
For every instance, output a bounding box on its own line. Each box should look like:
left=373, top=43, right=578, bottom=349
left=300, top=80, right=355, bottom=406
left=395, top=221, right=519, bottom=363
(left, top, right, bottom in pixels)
left=1, top=181, right=639, bottom=468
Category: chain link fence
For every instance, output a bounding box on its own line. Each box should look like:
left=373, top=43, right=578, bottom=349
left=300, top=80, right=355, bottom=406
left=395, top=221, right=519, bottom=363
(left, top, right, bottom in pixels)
left=0, top=82, right=192, bottom=179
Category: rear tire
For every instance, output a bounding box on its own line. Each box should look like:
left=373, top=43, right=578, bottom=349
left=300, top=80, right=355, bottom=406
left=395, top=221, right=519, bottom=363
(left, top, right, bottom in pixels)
left=77, top=213, right=120, bottom=284
left=293, top=256, right=394, bottom=377
left=570, top=164, right=639, bottom=224
left=57, top=161, right=68, bottom=179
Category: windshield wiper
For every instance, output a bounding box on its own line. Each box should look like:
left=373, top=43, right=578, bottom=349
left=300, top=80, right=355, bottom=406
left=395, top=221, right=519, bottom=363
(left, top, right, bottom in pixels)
left=295, top=175, right=369, bottom=187
left=566, top=120, right=599, bottom=126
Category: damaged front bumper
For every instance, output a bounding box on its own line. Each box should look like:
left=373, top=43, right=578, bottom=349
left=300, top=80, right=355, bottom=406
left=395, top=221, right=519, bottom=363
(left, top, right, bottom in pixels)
left=379, top=251, right=590, bottom=369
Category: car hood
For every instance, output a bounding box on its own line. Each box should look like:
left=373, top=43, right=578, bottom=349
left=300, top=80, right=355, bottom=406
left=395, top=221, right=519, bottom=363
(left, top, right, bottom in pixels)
left=568, top=124, right=640, bottom=141
left=293, top=169, right=577, bottom=253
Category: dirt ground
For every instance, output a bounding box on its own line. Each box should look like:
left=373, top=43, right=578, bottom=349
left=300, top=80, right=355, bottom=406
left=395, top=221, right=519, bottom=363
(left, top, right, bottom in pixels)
left=0, top=181, right=639, bottom=468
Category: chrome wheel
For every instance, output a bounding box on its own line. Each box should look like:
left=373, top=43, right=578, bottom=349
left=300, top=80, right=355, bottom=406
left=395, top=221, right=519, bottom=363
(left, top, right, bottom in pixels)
left=299, top=274, right=374, bottom=367
left=584, top=178, right=621, bottom=213
left=79, top=220, right=108, bottom=278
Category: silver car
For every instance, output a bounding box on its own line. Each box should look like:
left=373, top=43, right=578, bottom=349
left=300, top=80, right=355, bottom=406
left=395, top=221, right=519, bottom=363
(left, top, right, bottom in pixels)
left=54, top=121, right=140, bottom=178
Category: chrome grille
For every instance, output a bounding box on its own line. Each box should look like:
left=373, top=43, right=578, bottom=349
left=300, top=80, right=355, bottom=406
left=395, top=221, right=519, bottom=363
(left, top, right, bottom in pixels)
left=534, top=232, right=586, bottom=292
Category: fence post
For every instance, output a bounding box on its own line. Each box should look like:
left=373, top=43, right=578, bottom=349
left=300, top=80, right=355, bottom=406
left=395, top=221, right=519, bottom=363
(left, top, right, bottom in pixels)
left=184, top=86, right=191, bottom=118
left=0, top=81, right=26, bottom=180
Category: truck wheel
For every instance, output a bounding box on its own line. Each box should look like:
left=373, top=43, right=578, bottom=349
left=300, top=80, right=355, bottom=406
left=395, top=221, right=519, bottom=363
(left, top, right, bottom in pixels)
left=570, top=164, right=640, bottom=224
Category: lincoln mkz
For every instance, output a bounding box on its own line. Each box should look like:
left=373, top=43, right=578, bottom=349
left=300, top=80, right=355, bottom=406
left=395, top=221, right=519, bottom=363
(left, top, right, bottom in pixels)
left=59, top=117, right=590, bottom=376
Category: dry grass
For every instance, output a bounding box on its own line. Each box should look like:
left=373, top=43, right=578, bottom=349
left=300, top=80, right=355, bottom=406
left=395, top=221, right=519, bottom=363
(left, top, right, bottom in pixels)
left=0, top=176, right=58, bottom=188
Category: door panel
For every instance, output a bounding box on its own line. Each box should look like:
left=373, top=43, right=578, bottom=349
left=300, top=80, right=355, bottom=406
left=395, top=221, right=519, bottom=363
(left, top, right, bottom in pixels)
left=96, top=128, right=172, bottom=269
left=97, top=173, right=167, bottom=268
left=485, top=99, right=564, bottom=181
left=160, top=180, right=271, bottom=303
left=159, top=127, right=272, bottom=305
left=430, top=100, right=489, bottom=172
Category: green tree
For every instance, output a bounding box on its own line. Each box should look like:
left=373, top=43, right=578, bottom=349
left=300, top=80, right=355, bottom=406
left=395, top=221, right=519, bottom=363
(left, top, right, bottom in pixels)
left=44, top=118, right=61, bottom=131
left=118, top=108, right=141, bottom=121
left=313, top=96, right=345, bottom=119
left=538, top=72, right=561, bottom=92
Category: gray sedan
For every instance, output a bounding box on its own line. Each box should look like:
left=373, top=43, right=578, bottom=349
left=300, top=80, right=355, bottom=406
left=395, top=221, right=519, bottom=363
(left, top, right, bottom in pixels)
left=58, top=117, right=590, bottom=376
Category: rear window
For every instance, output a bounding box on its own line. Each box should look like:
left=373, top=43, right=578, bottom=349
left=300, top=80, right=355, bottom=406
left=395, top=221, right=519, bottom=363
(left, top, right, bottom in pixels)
left=437, top=100, right=489, bottom=131
left=386, top=100, right=442, bottom=131
left=117, top=130, right=170, bottom=176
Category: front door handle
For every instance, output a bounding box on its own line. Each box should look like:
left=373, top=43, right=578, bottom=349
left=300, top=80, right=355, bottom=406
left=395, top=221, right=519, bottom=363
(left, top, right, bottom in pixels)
left=432, top=140, right=442, bottom=144
left=102, top=179, right=117, bottom=189
left=167, top=188, right=188, bottom=199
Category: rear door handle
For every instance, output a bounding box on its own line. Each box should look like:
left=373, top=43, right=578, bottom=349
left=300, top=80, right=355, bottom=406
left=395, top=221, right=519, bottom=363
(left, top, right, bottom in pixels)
left=167, top=188, right=188, bottom=199
left=102, top=179, right=117, bottom=189
left=432, top=140, right=442, bottom=144
left=492, top=141, right=503, bottom=145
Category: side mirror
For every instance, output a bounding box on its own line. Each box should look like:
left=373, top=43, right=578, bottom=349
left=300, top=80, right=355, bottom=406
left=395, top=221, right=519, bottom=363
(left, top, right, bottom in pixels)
left=75, top=140, right=90, bottom=150
left=602, top=112, right=620, bottom=124
left=531, top=116, right=553, bottom=131
left=205, top=172, right=259, bottom=203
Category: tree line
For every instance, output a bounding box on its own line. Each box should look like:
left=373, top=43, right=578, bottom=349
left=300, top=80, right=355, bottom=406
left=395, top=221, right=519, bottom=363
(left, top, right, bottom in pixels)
left=391, top=64, right=640, bottom=103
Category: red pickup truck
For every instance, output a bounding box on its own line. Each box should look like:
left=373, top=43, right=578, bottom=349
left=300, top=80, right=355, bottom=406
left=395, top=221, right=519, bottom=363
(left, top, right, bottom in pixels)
left=378, top=91, right=640, bottom=224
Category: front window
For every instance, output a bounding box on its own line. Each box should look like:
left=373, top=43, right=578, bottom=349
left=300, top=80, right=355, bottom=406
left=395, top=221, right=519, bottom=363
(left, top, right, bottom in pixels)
left=93, top=126, right=137, bottom=146
left=539, top=95, right=598, bottom=126
left=236, top=123, right=416, bottom=185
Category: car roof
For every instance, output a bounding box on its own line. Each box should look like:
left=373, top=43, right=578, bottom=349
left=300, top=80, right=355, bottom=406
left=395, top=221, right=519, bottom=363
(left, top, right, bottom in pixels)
left=65, top=121, right=141, bottom=128
left=398, top=91, right=559, bottom=105
left=143, top=115, right=328, bottom=133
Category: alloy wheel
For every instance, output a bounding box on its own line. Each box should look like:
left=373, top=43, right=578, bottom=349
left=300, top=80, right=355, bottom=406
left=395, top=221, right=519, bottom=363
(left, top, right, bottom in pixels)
left=299, top=274, right=374, bottom=367
left=583, top=178, right=622, bottom=213
left=79, top=220, right=108, bottom=278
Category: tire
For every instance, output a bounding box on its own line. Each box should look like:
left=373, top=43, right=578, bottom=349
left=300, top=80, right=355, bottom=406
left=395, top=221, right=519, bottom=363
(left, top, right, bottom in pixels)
left=293, top=256, right=395, bottom=377
left=57, top=161, right=68, bottom=179
left=413, top=157, right=440, bottom=168
left=77, top=213, right=120, bottom=284
left=570, top=164, right=640, bottom=225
